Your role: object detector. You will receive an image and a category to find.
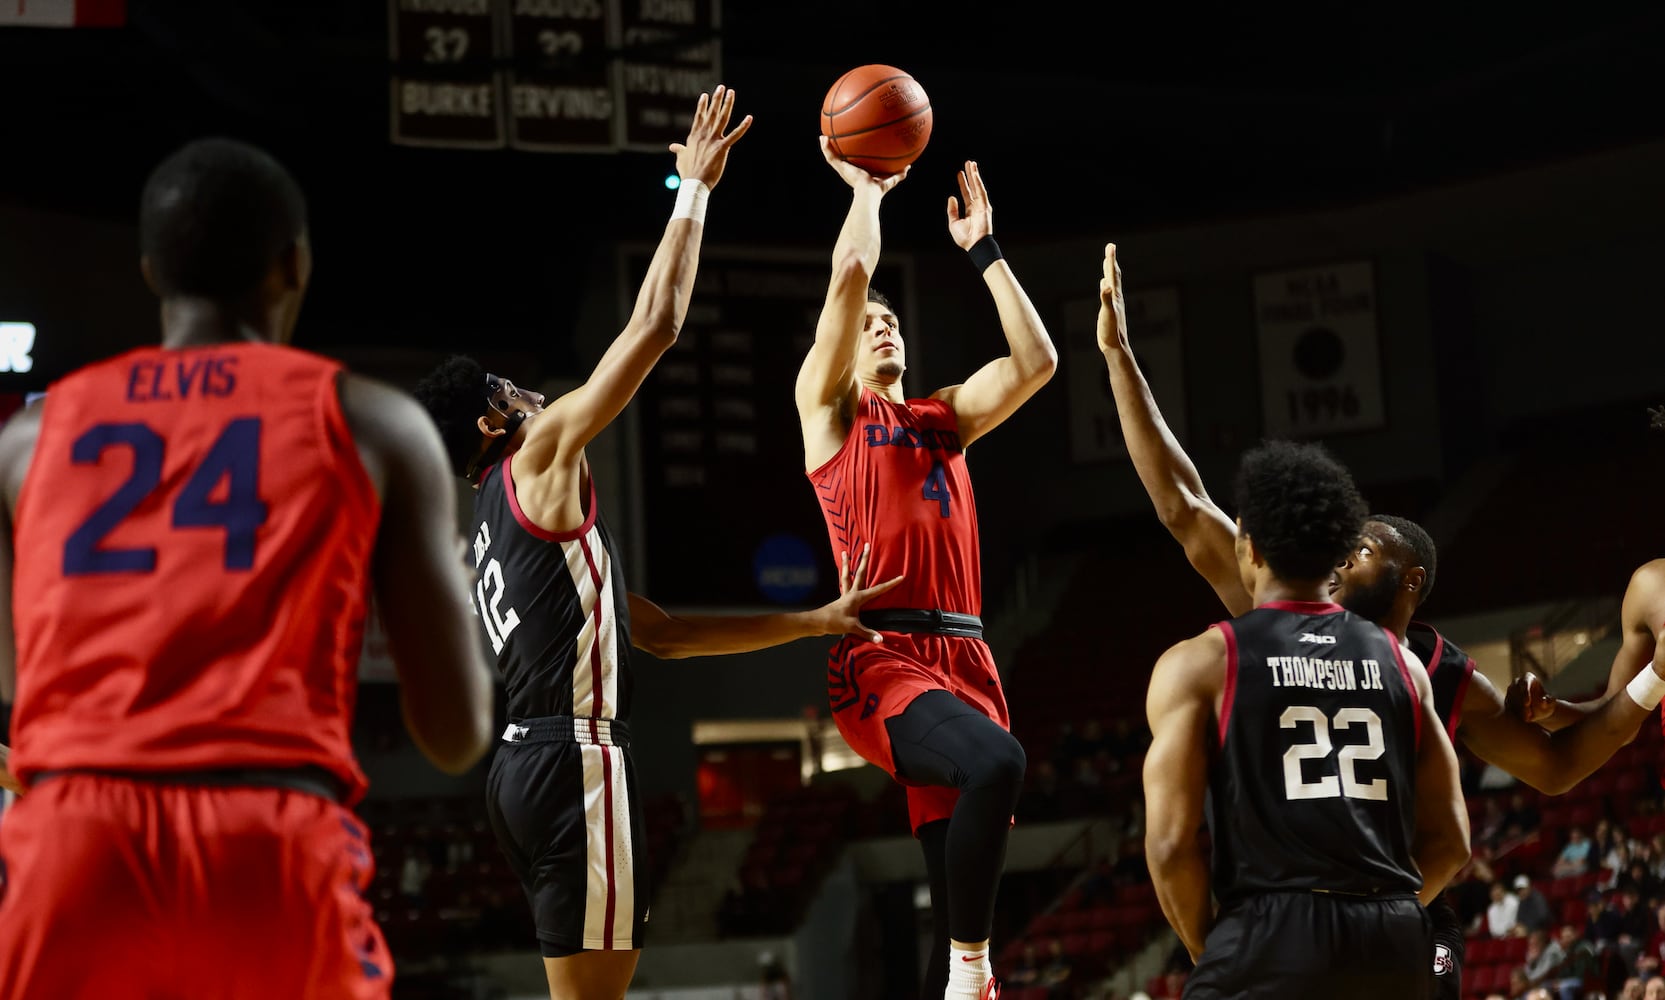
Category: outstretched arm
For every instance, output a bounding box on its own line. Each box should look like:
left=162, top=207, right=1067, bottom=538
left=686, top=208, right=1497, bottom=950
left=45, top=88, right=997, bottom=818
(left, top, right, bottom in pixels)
left=1407, top=650, right=1470, bottom=904
left=1097, top=244, right=1248, bottom=615
left=1144, top=630, right=1223, bottom=962
left=1517, top=560, right=1665, bottom=729
left=795, top=140, right=908, bottom=468
left=629, top=546, right=902, bottom=659
left=517, top=87, right=752, bottom=475
left=931, top=162, right=1057, bottom=446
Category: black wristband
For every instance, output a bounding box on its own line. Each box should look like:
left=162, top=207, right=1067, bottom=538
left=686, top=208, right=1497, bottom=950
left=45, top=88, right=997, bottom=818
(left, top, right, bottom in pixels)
left=966, top=235, right=1003, bottom=273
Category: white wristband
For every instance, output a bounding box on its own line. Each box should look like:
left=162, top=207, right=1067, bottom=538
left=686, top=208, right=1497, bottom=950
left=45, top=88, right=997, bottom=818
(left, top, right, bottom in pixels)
left=671, top=178, right=709, bottom=224
left=1624, top=662, right=1665, bottom=710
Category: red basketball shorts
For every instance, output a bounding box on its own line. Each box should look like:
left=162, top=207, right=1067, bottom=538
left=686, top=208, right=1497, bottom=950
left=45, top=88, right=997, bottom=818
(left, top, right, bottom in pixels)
left=826, top=632, right=1011, bottom=834
left=0, top=773, right=392, bottom=999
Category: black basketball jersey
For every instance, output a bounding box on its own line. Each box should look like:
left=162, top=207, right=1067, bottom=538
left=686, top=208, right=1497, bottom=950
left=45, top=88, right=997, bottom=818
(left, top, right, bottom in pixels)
left=1407, top=621, right=1475, bottom=745
left=470, top=454, right=634, bottom=723
left=1208, top=601, right=1424, bottom=902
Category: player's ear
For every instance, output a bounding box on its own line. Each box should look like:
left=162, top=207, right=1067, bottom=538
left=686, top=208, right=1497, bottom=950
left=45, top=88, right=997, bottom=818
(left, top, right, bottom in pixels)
left=477, top=414, right=509, bottom=438
left=276, top=237, right=309, bottom=293
left=1402, top=566, right=1427, bottom=600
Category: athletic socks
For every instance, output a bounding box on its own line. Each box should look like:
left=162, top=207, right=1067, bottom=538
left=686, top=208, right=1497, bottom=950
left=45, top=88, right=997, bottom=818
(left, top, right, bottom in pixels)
left=945, top=944, right=993, bottom=1000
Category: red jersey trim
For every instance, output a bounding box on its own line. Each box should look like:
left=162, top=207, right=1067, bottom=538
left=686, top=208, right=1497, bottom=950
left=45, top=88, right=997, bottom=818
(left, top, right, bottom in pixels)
left=1451, top=659, right=1476, bottom=743
left=1261, top=600, right=1345, bottom=614
left=1385, top=626, right=1422, bottom=750
left=503, top=453, right=598, bottom=543
left=318, top=369, right=380, bottom=527
left=1216, top=622, right=1238, bottom=749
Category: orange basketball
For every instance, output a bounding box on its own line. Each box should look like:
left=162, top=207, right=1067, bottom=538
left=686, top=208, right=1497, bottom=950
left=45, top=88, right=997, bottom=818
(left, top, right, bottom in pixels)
left=820, top=64, right=932, bottom=177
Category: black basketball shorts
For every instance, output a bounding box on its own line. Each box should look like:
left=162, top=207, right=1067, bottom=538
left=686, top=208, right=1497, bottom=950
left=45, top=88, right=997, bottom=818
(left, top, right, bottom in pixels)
left=485, top=717, right=647, bottom=957
left=1184, top=891, right=1432, bottom=1000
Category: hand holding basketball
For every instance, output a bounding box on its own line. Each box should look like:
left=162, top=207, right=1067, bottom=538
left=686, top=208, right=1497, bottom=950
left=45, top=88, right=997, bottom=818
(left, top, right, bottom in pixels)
left=819, top=135, right=909, bottom=193
left=669, top=85, right=753, bottom=189
left=946, top=161, right=993, bottom=251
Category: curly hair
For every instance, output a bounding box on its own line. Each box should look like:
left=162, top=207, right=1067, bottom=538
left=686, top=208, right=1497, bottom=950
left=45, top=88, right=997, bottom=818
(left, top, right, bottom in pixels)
left=413, top=355, right=489, bottom=478
left=140, top=138, right=307, bottom=300
left=1369, top=514, right=1438, bottom=605
left=1233, top=440, right=1368, bottom=582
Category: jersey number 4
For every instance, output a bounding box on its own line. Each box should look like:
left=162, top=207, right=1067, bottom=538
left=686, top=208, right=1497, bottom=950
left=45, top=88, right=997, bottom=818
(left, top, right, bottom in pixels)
left=922, top=461, right=951, bottom=518
left=63, top=419, right=268, bottom=575
left=1280, top=705, right=1388, bottom=802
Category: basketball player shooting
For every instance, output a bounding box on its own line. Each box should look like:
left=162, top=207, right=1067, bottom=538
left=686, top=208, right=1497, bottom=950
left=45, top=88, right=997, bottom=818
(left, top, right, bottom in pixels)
left=1143, top=441, right=1470, bottom=999
left=796, top=140, right=1056, bottom=1000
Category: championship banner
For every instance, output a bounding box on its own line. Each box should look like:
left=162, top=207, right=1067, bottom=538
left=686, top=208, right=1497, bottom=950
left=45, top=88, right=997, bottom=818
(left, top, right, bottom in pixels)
left=1062, top=287, right=1186, bottom=463
left=615, top=0, right=720, bottom=151
left=506, top=0, right=617, bottom=151
left=0, top=0, right=125, bottom=27
left=389, top=0, right=506, bottom=149
left=1254, top=260, right=1385, bottom=437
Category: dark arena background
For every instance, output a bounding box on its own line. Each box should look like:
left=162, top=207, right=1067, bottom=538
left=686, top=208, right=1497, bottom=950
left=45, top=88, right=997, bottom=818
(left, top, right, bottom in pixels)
left=1, top=3, right=1663, bottom=999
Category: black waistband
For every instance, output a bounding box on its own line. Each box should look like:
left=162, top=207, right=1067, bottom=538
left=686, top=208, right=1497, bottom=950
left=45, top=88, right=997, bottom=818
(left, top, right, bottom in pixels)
left=32, top=766, right=346, bottom=804
left=858, top=609, right=984, bottom=639
left=502, top=715, right=631, bottom=748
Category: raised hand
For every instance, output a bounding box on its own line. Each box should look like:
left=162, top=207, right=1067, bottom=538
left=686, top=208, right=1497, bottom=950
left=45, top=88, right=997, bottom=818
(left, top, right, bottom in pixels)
left=669, top=85, right=752, bottom=189
left=1097, top=242, right=1128, bottom=353
left=828, top=543, right=903, bottom=642
left=820, top=136, right=909, bottom=194
left=945, top=160, right=993, bottom=250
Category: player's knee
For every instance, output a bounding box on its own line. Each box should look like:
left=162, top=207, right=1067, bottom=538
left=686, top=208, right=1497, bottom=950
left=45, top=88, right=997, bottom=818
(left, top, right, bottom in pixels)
left=973, top=732, right=1026, bottom=794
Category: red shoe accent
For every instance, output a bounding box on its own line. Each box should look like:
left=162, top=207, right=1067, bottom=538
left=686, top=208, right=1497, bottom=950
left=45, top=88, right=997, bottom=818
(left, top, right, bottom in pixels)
left=979, top=977, right=1000, bottom=1000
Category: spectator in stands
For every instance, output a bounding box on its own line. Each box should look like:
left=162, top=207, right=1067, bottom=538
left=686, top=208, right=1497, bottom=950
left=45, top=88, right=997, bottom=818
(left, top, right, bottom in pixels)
left=1476, top=796, right=1507, bottom=845
left=1595, top=819, right=1625, bottom=871
left=1505, top=791, right=1543, bottom=838
left=1638, top=903, right=1665, bottom=977
left=1554, top=828, right=1595, bottom=878
left=1453, top=847, right=1500, bottom=933
left=1508, top=967, right=1532, bottom=998
left=1603, top=842, right=1633, bottom=891
left=1620, top=978, right=1644, bottom=1000
left=1622, top=859, right=1662, bottom=900
left=1517, top=875, right=1555, bottom=935
left=1552, top=925, right=1601, bottom=1000
left=1006, top=944, right=1041, bottom=988
left=1524, top=989, right=1555, bottom=1000
left=1489, top=880, right=1522, bottom=938
left=1647, top=978, right=1665, bottom=1000
left=1041, top=937, right=1072, bottom=991
left=1522, top=928, right=1565, bottom=987
left=1587, top=889, right=1628, bottom=949
left=1023, top=760, right=1064, bottom=821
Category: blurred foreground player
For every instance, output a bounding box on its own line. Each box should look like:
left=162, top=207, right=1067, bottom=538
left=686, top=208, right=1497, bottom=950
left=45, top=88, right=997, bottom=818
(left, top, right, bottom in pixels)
left=1143, top=441, right=1470, bottom=1000
left=0, top=140, right=494, bottom=998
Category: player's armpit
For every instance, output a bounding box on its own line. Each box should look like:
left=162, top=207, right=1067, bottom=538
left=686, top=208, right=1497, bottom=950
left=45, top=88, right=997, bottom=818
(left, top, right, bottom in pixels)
left=1143, top=632, right=1223, bottom=961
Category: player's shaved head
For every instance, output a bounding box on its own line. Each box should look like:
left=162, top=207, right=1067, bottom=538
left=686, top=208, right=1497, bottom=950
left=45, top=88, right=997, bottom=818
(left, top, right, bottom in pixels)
left=140, top=138, right=308, bottom=301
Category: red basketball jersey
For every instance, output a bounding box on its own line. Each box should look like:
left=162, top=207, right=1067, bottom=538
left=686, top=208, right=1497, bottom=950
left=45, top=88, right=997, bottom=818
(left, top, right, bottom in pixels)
left=808, top=389, right=980, bottom=614
left=9, top=343, right=379, bottom=800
